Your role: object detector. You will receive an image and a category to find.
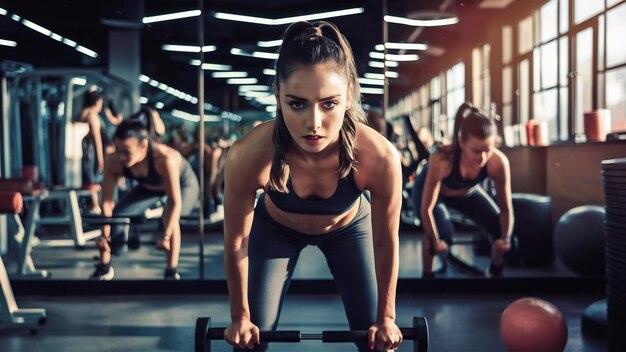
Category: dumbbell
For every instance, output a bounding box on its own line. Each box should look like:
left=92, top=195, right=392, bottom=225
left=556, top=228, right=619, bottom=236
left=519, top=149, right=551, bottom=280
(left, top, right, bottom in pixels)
left=82, top=215, right=147, bottom=251
left=195, top=316, right=428, bottom=352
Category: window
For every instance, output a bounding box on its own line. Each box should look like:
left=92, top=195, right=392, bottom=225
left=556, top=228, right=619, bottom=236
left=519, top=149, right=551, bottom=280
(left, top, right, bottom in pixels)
left=447, top=62, right=466, bottom=140
left=574, top=0, right=604, bottom=25
left=605, top=2, right=626, bottom=132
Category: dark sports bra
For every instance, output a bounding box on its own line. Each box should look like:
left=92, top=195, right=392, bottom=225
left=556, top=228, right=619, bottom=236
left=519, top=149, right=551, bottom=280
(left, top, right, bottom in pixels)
left=441, top=149, right=489, bottom=190
left=266, top=170, right=363, bottom=215
left=123, top=147, right=164, bottom=187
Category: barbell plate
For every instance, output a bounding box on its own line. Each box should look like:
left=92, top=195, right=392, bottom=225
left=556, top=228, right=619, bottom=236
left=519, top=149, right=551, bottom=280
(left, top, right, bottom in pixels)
left=195, top=317, right=211, bottom=352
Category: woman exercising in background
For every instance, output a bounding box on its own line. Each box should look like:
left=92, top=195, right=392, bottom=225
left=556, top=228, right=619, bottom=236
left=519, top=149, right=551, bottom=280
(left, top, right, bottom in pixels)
left=91, top=107, right=198, bottom=281
left=413, top=103, right=514, bottom=277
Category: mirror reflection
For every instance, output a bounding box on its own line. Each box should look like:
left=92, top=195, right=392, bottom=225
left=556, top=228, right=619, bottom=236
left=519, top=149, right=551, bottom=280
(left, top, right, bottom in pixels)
left=1, top=0, right=624, bottom=283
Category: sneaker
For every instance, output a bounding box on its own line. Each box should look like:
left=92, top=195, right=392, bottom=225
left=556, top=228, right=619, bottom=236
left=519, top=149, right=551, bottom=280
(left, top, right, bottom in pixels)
left=90, top=263, right=114, bottom=280
left=485, top=262, right=503, bottom=278
left=164, top=268, right=180, bottom=280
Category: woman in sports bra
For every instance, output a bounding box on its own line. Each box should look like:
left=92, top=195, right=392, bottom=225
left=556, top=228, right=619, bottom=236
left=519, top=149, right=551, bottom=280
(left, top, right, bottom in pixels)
left=222, top=21, right=403, bottom=352
left=91, top=108, right=198, bottom=281
left=413, top=103, right=514, bottom=278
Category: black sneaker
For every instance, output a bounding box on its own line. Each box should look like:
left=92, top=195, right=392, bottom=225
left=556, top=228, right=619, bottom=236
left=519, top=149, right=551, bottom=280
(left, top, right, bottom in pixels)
left=90, top=263, right=114, bottom=280
left=164, top=268, right=180, bottom=280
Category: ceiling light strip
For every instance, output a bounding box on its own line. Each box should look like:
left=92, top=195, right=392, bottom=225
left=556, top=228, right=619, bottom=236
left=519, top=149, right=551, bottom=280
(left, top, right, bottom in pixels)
left=213, top=7, right=364, bottom=26
left=384, top=15, right=458, bottom=27
left=143, top=10, right=201, bottom=24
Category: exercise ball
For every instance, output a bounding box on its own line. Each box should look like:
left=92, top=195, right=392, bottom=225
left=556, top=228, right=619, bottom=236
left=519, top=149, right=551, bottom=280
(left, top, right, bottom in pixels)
left=506, top=193, right=553, bottom=266
left=553, top=205, right=605, bottom=275
left=500, top=298, right=568, bottom=352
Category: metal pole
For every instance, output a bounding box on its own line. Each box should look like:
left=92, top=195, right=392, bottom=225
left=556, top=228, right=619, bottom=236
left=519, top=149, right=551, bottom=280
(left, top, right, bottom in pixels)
left=383, top=0, right=389, bottom=117
left=197, top=0, right=206, bottom=279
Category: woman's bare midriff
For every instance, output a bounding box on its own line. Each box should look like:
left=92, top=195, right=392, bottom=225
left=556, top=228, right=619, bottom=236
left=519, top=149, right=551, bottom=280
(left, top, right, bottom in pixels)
left=440, top=185, right=476, bottom=198
left=264, top=195, right=361, bottom=235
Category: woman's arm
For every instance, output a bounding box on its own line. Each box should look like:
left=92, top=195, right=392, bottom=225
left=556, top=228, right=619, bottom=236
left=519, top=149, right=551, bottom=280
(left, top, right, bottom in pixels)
left=420, top=153, right=445, bottom=243
left=158, top=153, right=183, bottom=241
left=367, top=146, right=402, bottom=324
left=490, top=150, right=514, bottom=240
left=103, top=96, right=123, bottom=125
left=101, top=153, right=121, bottom=237
left=86, top=113, right=104, bottom=172
left=223, top=140, right=264, bottom=323
left=358, top=126, right=403, bottom=351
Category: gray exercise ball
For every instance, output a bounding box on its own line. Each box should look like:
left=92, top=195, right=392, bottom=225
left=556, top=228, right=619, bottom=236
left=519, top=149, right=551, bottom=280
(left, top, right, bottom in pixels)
left=554, top=205, right=605, bottom=275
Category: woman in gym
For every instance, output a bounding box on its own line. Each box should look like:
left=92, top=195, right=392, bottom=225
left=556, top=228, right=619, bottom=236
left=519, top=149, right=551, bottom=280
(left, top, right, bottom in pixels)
left=91, top=107, right=198, bottom=280
left=223, top=21, right=403, bottom=352
left=413, top=103, right=514, bottom=278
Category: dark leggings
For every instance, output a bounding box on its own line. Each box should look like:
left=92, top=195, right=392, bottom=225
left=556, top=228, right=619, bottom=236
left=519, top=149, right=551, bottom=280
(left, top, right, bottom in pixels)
left=412, top=178, right=501, bottom=244
left=240, top=194, right=376, bottom=352
left=110, top=181, right=199, bottom=241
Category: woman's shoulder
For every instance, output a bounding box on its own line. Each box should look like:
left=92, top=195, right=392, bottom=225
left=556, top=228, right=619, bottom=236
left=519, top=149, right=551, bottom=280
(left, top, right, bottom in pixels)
left=487, top=147, right=510, bottom=174
left=356, top=122, right=396, bottom=158
left=229, top=120, right=275, bottom=161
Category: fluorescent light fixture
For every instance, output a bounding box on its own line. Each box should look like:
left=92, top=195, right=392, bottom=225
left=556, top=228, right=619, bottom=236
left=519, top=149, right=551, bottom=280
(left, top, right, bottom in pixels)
left=162, top=44, right=216, bottom=53
left=376, top=42, right=428, bottom=51
left=155, top=102, right=164, bottom=109
left=358, top=78, right=384, bottom=86
left=263, top=68, right=276, bottom=76
left=0, top=39, right=17, bottom=47
left=384, top=15, right=458, bottom=27
left=202, top=63, right=232, bottom=70
left=149, top=80, right=159, bottom=87
left=240, top=91, right=273, bottom=98
left=143, top=10, right=201, bottom=24
left=361, top=87, right=384, bottom=95
left=231, top=48, right=279, bottom=60
left=221, top=111, right=242, bottom=122
left=62, top=38, right=77, bottom=47
left=387, top=53, right=418, bottom=61
left=213, top=7, right=364, bottom=26
left=139, top=96, right=149, bottom=104
left=386, top=71, right=399, bottom=78
left=211, top=71, right=248, bottom=78
left=255, top=95, right=277, bottom=105
left=139, top=74, right=151, bottom=83
left=21, top=19, right=52, bottom=36
left=364, top=72, right=401, bottom=80
left=189, top=60, right=233, bottom=70
left=69, top=77, right=86, bottom=86
left=49, top=33, right=63, bottom=42
left=368, top=60, right=400, bottom=68
left=0, top=7, right=7, bottom=16
left=369, top=52, right=418, bottom=61
left=190, top=97, right=199, bottom=104
left=227, top=78, right=258, bottom=85
left=76, top=45, right=98, bottom=58
left=257, top=39, right=283, bottom=47
left=266, top=105, right=277, bottom=113
left=239, top=85, right=271, bottom=91
left=10, top=14, right=20, bottom=22
left=157, top=83, right=169, bottom=91
left=171, top=109, right=222, bottom=123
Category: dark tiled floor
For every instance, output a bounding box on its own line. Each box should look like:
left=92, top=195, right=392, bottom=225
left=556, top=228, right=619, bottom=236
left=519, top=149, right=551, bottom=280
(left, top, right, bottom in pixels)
left=0, top=293, right=606, bottom=351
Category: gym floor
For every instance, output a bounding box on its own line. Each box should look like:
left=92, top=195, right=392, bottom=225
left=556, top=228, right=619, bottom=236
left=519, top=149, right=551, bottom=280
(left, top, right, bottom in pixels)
left=2, top=227, right=607, bottom=351
left=1, top=293, right=606, bottom=351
